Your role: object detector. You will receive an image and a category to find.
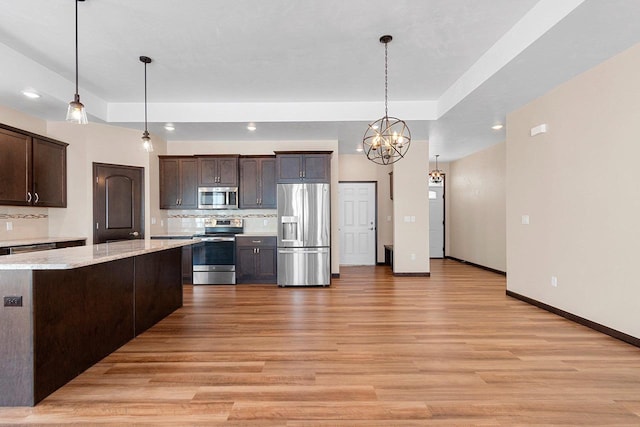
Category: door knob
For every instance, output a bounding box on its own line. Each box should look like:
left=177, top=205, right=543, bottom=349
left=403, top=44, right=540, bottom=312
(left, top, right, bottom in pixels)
left=129, top=231, right=140, bottom=237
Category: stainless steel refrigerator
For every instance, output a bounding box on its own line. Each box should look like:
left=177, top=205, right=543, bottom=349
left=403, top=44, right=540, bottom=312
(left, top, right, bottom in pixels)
left=277, top=183, right=330, bottom=286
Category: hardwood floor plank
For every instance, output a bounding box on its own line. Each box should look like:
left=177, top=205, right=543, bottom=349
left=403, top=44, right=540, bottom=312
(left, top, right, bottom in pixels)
left=227, top=401, right=432, bottom=421
left=1, top=260, right=639, bottom=425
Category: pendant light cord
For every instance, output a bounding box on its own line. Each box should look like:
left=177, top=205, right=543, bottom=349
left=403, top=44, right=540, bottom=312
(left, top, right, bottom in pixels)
left=384, top=40, right=388, bottom=118
left=144, top=61, right=148, bottom=133
left=74, top=0, right=79, bottom=97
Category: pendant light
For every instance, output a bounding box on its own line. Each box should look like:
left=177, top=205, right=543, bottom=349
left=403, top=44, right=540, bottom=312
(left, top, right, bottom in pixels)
left=429, top=154, right=443, bottom=183
left=66, top=0, right=88, bottom=124
left=140, top=55, right=153, bottom=152
left=363, top=35, right=411, bottom=165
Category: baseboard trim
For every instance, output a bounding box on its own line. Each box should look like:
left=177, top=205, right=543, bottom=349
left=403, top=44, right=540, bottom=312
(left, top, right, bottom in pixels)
left=506, top=290, right=640, bottom=348
left=446, top=256, right=506, bottom=276
left=331, top=273, right=340, bottom=279
left=392, top=272, right=431, bottom=277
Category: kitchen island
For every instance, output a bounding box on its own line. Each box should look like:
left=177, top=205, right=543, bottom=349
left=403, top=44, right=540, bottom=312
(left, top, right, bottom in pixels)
left=0, top=239, right=195, bottom=407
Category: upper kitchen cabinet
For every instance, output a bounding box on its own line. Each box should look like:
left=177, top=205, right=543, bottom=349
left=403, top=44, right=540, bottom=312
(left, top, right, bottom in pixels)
left=275, top=152, right=331, bottom=183
left=197, top=155, right=239, bottom=187
left=239, top=156, right=276, bottom=209
left=0, top=125, right=67, bottom=207
left=159, top=156, right=198, bottom=209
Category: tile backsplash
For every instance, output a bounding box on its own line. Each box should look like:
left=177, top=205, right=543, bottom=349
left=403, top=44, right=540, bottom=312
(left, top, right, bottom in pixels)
left=0, top=208, right=49, bottom=242
left=167, top=209, right=277, bottom=234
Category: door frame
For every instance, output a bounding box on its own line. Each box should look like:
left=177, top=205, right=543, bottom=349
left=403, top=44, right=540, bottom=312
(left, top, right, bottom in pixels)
left=93, top=162, right=145, bottom=244
left=338, top=180, right=378, bottom=265
left=429, top=173, right=446, bottom=258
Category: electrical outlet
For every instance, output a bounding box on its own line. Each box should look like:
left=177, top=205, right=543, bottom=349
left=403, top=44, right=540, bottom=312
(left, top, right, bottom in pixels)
left=551, top=276, right=558, bottom=288
left=6, top=221, right=13, bottom=231
left=410, top=253, right=416, bottom=260
left=4, top=296, right=23, bottom=307
left=151, top=217, right=157, bottom=225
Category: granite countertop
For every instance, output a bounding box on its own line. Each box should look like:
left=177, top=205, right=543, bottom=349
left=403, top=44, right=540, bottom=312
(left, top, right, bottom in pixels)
left=150, top=233, right=195, bottom=239
left=0, top=238, right=196, bottom=270
left=0, top=237, right=87, bottom=248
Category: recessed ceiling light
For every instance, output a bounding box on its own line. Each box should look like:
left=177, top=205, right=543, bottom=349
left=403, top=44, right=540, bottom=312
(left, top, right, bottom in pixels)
left=164, top=124, right=175, bottom=131
left=492, top=123, right=504, bottom=130
left=247, top=123, right=257, bottom=131
left=22, top=90, right=40, bottom=99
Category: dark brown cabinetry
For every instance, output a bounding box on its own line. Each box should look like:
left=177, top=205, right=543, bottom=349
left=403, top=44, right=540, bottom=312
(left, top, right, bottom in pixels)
left=275, top=151, right=331, bottom=183
left=235, top=236, right=277, bottom=284
left=0, top=125, right=67, bottom=207
left=239, top=156, right=276, bottom=209
left=0, top=246, right=182, bottom=406
left=197, top=155, right=238, bottom=187
left=159, top=156, right=198, bottom=209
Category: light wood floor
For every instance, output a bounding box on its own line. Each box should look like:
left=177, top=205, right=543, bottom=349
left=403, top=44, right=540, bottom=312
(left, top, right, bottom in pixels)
left=2, top=259, right=640, bottom=425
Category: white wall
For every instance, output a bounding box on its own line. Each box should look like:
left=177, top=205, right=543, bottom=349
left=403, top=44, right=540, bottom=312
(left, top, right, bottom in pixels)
left=338, top=154, right=393, bottom=263
left=392, top=139, right=430, bottom=274
left=448, top=142, right=506, bottom=271
left=507, top=42, right=640, bottom=338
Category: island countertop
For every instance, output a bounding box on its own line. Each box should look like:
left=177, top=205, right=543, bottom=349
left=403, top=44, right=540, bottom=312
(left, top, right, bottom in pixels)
left=0, top=238, right=196, bottom=270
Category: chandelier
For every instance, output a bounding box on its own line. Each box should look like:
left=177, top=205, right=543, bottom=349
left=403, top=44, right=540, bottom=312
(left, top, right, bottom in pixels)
left=362, top=35, right=411, bottom=165
left=429, top=154, right=443, bottom=183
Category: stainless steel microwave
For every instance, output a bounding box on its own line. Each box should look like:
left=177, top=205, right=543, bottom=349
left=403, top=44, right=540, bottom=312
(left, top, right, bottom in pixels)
left=198, top=187, right=238, bottom=209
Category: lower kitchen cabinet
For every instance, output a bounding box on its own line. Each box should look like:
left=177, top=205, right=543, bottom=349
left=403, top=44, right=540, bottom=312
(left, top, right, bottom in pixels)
left=235, top=236, right=277, bottom=284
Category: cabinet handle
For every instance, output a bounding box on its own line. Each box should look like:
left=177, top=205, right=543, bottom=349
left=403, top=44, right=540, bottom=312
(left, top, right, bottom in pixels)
left=27, top=192, right=32, bottom=203
left=299, top=171, right=302, bottom=178
left=176, top=198, right=179, bottom=205
left=34, top=192, right=39, bottom=204
left=257, top=248, right=260, bottom=254
left=253, top=248, right=257, bottom=254
left=252, top=240, right=262, bottom=243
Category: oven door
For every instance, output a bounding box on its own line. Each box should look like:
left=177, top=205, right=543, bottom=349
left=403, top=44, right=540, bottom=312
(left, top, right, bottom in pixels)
left=192, top=237, right=236, bottom=285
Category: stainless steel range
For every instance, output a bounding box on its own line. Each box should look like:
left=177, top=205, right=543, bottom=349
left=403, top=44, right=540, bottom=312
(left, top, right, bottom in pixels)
left=192, top=218, right=243, bottom=285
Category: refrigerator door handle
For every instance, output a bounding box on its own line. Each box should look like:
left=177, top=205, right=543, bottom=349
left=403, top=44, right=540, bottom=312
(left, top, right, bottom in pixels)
left=278, top=249, right=328, bottom=254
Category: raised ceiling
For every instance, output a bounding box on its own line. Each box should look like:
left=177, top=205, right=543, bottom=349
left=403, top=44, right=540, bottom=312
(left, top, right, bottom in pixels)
left=2, top=0, right=640, bottom=160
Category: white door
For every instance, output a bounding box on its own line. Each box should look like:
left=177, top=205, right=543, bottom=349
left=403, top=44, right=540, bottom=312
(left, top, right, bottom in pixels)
left=429, top=182, right=445, bottom=258
left=339, top=182, right=376, bottom=265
